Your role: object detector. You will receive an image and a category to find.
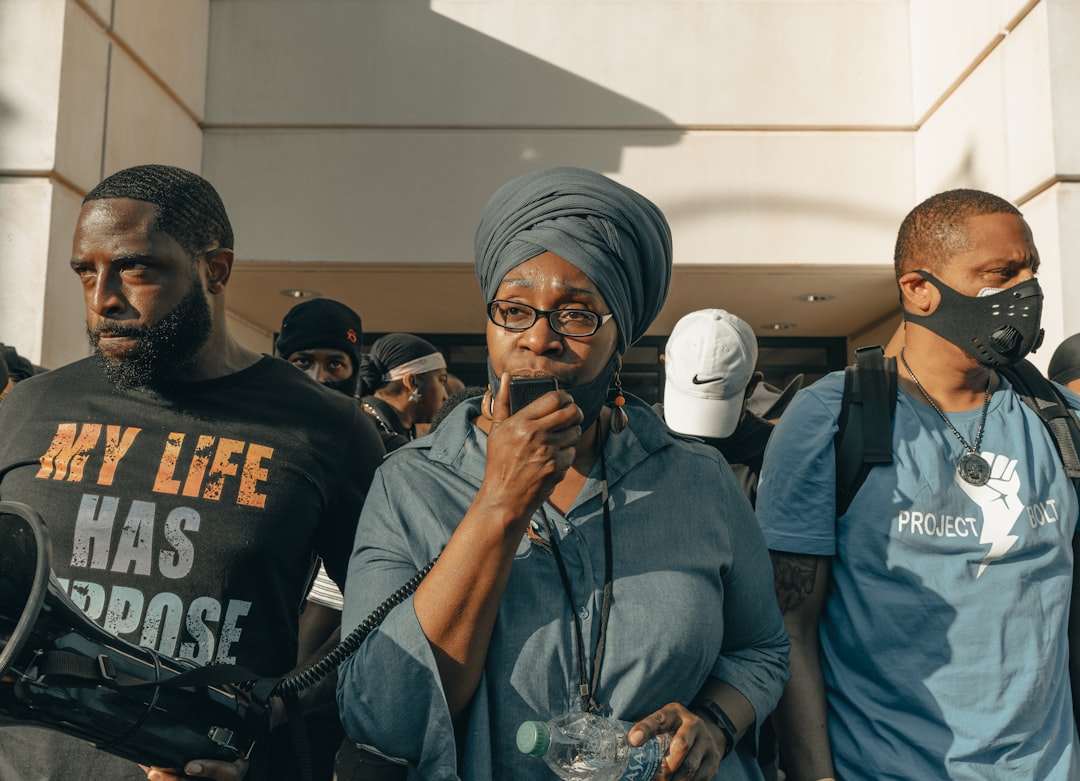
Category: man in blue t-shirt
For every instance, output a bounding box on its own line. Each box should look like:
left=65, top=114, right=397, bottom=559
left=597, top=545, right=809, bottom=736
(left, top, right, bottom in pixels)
left=757, top=189, right=1080, bottom=780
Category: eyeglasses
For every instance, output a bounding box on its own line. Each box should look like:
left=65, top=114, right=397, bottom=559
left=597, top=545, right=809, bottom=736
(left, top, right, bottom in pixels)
left=487, top=300, right=614, bottom=337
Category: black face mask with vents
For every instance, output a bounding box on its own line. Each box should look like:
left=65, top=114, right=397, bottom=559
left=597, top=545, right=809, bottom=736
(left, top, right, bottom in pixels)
left=904, top=271, right=1044, bottom=368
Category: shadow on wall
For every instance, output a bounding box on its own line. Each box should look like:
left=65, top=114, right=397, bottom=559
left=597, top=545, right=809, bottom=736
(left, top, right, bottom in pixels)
left=204, top=0, right=683, bottom=264
left=0, top=97, right=11, bottom=140
left=661, top=192, right=901, bottom=233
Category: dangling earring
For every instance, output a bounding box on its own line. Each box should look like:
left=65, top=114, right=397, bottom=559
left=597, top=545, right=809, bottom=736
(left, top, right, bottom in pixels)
left=610, top=368, right=628, bottom=435
left=409, top=389, right=422, bottom=403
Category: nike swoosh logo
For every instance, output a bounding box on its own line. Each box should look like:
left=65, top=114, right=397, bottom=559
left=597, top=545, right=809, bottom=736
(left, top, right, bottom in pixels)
left=691, top=375, right=723, bottom=384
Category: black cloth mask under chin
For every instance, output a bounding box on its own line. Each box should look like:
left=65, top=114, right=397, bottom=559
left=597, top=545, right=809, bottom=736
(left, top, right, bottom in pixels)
left=325, top=374, right=360, bottom=399
left=904, top=271, right=1044, bottom=368
left=487, top=353, right=619, bottom=431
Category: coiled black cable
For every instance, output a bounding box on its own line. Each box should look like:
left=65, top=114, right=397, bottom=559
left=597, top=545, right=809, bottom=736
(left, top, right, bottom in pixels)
left=274, top=556, right=439, bottom=695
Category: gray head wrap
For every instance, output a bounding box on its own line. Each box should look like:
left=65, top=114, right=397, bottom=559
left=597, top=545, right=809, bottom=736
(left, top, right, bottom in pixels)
left=475, top=166, right=672, bottom=354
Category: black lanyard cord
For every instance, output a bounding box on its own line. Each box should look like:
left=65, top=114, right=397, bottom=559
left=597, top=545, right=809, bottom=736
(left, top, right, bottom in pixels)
left=538, top=425, right=614, bottom=715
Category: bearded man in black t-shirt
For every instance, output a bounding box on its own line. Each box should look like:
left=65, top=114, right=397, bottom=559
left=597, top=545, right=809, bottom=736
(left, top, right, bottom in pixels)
left=0, top=164, right=385, bottom=781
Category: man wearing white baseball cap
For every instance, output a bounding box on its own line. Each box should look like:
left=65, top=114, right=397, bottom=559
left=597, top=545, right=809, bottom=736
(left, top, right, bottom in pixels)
left=663, top=308, right=763, bottom=440
left=660, top=307, right=781, bottom=781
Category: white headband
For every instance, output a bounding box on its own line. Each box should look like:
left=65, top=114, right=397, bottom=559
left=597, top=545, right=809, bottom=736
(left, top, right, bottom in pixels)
left=383, top=352, right=446, bottom=382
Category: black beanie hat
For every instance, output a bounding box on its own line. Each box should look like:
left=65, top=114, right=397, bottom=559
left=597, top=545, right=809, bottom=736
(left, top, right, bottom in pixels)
left=275, top=299, right=363, bottom=368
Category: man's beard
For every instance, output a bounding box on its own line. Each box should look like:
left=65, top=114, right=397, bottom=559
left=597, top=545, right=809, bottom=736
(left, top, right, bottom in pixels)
left=89, top=279, right=213, bottom=391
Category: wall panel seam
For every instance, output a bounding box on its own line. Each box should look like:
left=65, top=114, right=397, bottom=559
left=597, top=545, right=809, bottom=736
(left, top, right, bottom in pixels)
left=201, top=123, right=916, bottom=133
left=72, top=0, right=202, bottom=126
left=915, top=0, right=1041, bottom=128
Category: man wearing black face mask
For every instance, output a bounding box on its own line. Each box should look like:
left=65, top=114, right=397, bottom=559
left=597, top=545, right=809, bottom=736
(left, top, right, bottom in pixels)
left=275, top=298, right=364, bottom=398
left=274, top=299, right=413, bottom=781
left=757, top=189, right=1080, bottom=781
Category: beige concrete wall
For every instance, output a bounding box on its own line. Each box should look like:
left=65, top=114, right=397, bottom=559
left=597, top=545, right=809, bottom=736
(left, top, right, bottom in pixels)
left=0, top=0, right=65, bottom=364
left=3, top=0, right=1078, bottom=371
left=201, top=0, right=1079, bottom=368
left=226, top=310, right=274, bottom=356
left=203, top=0, right=916, bottom=273
left=909, top=0, right=1035, bottom=122
left=201, top=0, right=924, bottom=351
left=911, top=0, right=1079, bottom=370
left=0, top=179, right=53, bottom=358
left=208, top=0, right=914, bottom=127
left=203, top=129, right=913, bottom=270
left=0, top=0, right=209, bottom=369
left=1025, top=183, right=1080, bottom=370
left=1044, top=0, right=1080, bottom=358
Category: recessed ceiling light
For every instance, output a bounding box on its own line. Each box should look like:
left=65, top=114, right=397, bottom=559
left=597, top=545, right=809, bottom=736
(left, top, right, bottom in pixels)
left=761, top=322, right=796, bottom=331
left=280, top=289, right=320, bottom=299
left=793, top=293, right=834, bottom=303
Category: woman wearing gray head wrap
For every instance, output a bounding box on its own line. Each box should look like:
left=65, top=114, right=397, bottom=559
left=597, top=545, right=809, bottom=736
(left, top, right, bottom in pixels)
left=338, top=167, right=788, bottom=781
left=476, top=165, right=672, bottom=355
left=477, top=166, right=673, bottom=430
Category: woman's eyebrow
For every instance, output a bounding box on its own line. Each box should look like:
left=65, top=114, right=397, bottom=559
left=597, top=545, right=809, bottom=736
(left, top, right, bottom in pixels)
left=500, top=277, right=598, bottom=298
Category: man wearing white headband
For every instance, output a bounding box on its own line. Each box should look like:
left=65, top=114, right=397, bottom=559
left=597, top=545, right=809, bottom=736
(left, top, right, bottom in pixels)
left=358, top=333, right=449, bottom=451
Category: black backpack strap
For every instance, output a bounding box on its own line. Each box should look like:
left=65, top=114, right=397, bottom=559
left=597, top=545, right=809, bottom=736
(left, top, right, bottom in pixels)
left=835, top=346, right=897, bottom=517
left=1000, top=359, right=1080, bottom=495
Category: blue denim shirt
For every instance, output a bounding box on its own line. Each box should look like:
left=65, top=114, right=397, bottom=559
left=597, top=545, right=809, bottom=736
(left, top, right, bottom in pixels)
left=338, top=396, right=789, bottom=780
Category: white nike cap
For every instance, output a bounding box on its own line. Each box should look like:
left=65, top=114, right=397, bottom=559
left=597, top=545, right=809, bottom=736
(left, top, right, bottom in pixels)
left=662, top=309, right=758, bottom=439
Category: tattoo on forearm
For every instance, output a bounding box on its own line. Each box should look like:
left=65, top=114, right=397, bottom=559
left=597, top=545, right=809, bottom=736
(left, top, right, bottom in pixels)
left=770, top=552, right=818, bottom=614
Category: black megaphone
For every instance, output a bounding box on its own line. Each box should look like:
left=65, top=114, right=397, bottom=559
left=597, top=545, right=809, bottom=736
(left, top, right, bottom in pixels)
left=0, top=500, right=264, bottom=768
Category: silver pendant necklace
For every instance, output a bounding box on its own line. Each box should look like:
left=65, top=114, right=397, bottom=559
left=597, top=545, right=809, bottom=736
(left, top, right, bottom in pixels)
left=900, top=348, right=993, bottom=486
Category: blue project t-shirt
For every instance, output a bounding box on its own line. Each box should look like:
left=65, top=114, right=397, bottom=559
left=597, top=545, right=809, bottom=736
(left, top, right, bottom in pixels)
left=757, top=371, right=1080, bottom=781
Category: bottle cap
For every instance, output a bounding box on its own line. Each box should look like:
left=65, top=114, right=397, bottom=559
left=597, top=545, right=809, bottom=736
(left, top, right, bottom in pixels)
left=516, top=720, right=551, bottom=756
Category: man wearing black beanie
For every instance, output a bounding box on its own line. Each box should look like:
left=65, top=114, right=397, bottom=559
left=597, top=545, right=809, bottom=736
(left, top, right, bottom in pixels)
left=275, top=298, right=364, bottom=398
left=275, top=297, right=408, bottom=781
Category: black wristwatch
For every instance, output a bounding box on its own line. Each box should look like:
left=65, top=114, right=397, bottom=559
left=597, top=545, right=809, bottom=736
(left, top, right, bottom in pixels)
left=690, top=699, right=738, bottom=759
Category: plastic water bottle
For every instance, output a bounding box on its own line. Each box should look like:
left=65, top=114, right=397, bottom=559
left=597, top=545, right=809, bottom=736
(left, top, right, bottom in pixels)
left=516, top=711, right=672, bottom=781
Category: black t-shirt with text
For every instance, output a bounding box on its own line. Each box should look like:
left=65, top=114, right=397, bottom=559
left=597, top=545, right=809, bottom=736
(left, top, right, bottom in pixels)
left=0, top=355, right=385, bottom=779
